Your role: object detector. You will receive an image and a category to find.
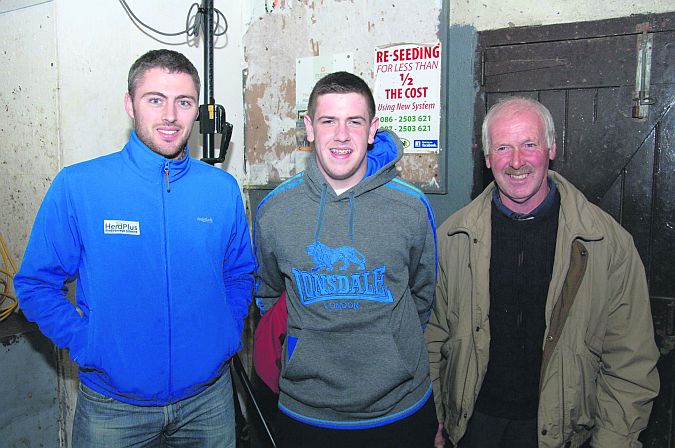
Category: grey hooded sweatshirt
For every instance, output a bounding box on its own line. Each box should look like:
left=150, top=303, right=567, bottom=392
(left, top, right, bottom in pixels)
left=254, top=129, right=437, bottom=429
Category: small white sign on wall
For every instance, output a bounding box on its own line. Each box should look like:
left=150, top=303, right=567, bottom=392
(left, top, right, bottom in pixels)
left=296, top=53, right=354, bottom=112
left=374, top=42, right=442, bottom=154
left=294, top=53, right=354, bottom=155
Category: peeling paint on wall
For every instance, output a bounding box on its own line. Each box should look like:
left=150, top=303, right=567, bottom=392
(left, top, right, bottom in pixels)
left=243, top=0, right=443, bottom=188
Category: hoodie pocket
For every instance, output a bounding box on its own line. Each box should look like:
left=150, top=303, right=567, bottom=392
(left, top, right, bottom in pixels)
left=281, top=328, right=414, bottom=414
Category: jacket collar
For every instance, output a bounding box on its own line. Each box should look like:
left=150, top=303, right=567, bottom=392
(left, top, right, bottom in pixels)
left=492, top=177, right=558, bottom=220
left=445, top=171, right=603, bottom=242
left=121, top=130, right=191, bottom=184
left=549, top=171, right=603, bottom=242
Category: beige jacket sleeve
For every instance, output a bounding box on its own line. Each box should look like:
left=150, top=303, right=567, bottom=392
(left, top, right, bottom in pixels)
left=591, top=240, right=660, bottom=448
left=426, top=248, right=450, bottom=424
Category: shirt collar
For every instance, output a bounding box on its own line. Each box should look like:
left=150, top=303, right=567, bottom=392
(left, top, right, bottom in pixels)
left=492, top=176, right=557, bottom=220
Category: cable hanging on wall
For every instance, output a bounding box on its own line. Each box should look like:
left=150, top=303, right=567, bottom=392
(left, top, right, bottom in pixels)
left=0, top=234, right=18, bottom=322
left=118, top=1, right=228, bottom=38
left=118, top=0, right=233, bottom=165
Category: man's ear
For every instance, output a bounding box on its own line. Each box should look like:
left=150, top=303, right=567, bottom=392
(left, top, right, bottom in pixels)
left=548, top=138, right=557, bottom=161
left=124, top=93, right=134, bottom=119
left=303, top=113, right=315, bottom=143
left=485, top=153, right=492, bottom=170
left=368, top=116, right=380, bottom=144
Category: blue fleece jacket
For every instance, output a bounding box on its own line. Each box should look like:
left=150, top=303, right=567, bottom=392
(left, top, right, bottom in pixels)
left=14, top=131, right=255, bottom=405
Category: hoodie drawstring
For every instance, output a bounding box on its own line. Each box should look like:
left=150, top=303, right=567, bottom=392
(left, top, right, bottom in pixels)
left=314, top=185, right=357, bottom=243
left=314, top=184, right=327, bottom=241
left=348, top=191, right=356, bottom=243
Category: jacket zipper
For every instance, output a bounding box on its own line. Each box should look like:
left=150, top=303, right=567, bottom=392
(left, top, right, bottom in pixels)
left=459, top=234, right=478, bottom=427
left=555, top=237, right=575, bottom=446
left=542, top=234, right=579, bottom=444
left=164, top=162, right=171, bottom=192
left=162, top=161, right=173, bottom=401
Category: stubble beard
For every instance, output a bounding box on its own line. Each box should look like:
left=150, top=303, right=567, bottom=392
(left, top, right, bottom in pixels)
left=135, top=121, right=189, bottom=160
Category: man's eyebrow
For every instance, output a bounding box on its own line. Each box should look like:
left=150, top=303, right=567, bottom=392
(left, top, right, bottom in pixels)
left=141, top=91, right=167, bottom=99
left=316, top=114, right=367, bottom=121
left=141, top=92, right=197, bottom=102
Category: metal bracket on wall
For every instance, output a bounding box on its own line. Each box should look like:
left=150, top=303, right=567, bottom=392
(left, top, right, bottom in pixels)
left=632, top=31, right=656, bottom=119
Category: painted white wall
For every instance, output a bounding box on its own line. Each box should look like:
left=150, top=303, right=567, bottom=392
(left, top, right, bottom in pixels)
left=55, top=0, right=247, bottom=180
left=0, top=1, right=59, bottom=267
left=449, top=0, right=674, bottom=30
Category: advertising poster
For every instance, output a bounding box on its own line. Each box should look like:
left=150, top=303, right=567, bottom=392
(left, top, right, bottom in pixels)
left=374, top=42, right=441, bottom=154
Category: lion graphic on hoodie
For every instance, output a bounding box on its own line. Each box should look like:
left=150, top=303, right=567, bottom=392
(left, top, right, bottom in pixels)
left=306, top=241, right=366, bottom=273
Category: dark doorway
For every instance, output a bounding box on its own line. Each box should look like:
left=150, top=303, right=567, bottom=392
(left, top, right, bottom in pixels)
left=474, top=12, right=674, bottom=447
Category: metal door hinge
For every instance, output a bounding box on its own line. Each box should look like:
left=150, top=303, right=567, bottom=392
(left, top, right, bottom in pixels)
left=632, top=31, right=656, bottom=119
left=480, top=50, right=486, bottom=87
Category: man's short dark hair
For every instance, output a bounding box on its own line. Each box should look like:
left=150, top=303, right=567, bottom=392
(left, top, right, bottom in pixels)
left=306, top=71, right=376, bottom=120
left=128, top=49, right=200, bottom=99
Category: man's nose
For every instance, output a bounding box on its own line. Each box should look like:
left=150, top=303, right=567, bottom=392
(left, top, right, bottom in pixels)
left=163, top=102, right=177, bottom=123
left=334, top=122, right=350, bottom=141
left=510, top=148, right=523, bottom=168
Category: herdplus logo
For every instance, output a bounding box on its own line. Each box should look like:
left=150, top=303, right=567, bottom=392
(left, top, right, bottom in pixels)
left=292, top=241, right=393, bottom=308
left=103, top=220, right=140, bottom=236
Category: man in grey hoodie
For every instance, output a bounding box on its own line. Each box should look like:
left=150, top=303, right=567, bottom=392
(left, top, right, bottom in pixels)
left=253, top=71, right=438, bottom=447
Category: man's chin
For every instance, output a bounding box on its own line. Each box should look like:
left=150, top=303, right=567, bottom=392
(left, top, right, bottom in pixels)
left=152, top=142, right=188, bottom=160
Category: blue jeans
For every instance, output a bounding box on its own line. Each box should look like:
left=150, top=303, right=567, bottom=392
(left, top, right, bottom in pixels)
left=72, top=367, right=235, bottom=448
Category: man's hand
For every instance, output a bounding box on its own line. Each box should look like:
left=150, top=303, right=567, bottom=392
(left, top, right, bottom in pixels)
left=434, top=421, right=445, bottom=448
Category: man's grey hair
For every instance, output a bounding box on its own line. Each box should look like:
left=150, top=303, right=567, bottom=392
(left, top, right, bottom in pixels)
left=481, top=97, right=556, bottom=156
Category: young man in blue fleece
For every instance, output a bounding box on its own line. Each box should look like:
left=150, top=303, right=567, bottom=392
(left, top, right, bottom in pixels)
left=253, top=71, right=438, bottom=447
left=14, top=49, right=255, bottom=447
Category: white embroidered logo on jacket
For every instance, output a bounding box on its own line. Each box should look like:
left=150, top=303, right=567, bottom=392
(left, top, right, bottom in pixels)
left=103, top=220, right=140, bottom=235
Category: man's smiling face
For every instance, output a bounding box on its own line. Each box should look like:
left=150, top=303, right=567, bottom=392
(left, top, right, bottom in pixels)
left=485, top=105, right=556, bottom=214
left=124, top=67, right=199, bottom=159
left=304, top=92, right=379, bottom=192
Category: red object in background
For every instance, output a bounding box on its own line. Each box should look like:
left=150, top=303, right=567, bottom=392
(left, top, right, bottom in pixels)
left=253, top=292, right=288, bottom=394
